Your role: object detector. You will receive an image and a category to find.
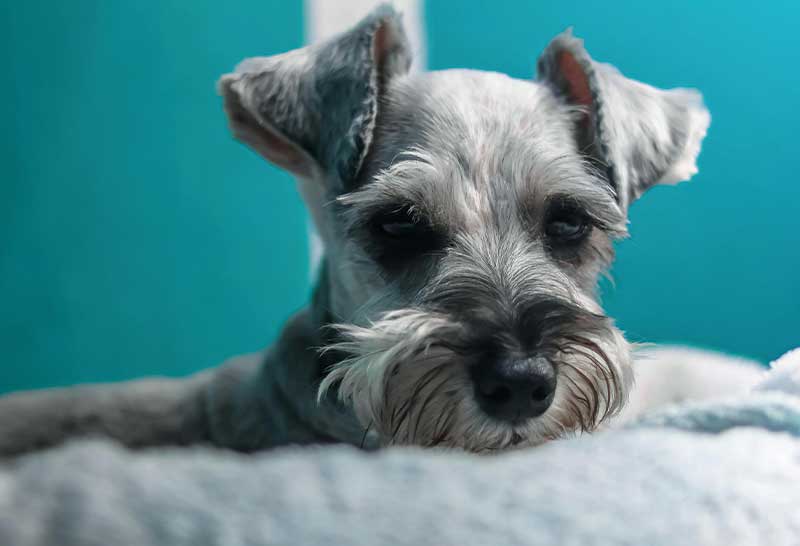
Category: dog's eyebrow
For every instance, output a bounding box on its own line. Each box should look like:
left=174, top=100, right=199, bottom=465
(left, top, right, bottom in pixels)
left=540, top=179, right=627, bottom=236
left=336, top=182, right=435, bottom=221
left=336, top=154, right=442, bottom=219
left=508, top=152, right=626, bottom=234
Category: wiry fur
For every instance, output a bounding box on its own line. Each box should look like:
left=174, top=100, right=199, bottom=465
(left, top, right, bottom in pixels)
left=0, top=5, right=710, bottom=458
left=310, top=66, right=640, bottom=450
left=320, top=303, right=632, bottom=451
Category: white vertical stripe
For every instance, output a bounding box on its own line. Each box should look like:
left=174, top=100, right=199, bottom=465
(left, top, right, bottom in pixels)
left=304, top=0, right=427, bottom=278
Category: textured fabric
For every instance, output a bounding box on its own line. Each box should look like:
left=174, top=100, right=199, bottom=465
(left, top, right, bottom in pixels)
left=1, top=349, right=799, bottom=546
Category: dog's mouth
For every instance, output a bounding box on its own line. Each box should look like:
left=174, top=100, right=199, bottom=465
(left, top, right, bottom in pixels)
left=318, top=306, right=633, bottom=452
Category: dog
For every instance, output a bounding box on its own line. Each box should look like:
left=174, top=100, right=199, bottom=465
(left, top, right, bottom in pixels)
left=0, top=5, right=709, bottom=456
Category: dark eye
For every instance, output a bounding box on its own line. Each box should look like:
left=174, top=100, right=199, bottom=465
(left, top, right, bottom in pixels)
left=378, top=214, right=421, bottom=238
left=369, top=206, right=444, bottom=265
left=544, top=203, right=591, bottom=245
left=373, top=207, right=429, bottom=240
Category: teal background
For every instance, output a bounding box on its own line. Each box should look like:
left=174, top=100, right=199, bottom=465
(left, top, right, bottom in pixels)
left=1, top=1, right=797, bottom=393
left=1, top=1, right=310, bottom=392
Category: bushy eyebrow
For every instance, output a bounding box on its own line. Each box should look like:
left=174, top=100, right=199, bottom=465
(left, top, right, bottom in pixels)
left=336, top=153, right=444, bottom=227
left=339, top=146, right=628, bottom=240
left=510, top=153, right=627, bottom=237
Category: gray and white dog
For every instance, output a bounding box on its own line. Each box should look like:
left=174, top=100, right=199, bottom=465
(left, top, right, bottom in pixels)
left=0, top=5, right=709, bottom=456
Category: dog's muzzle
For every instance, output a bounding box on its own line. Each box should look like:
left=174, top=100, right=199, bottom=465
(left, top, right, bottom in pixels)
left=318, top=298, right=632, bottom=452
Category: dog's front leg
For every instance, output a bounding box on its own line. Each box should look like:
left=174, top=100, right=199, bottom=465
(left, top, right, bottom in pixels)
left=0, top=372, right=214, bottom=457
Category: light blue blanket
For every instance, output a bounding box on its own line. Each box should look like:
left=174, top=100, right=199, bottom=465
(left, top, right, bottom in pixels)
left=2, top=350, right=799, bottom=546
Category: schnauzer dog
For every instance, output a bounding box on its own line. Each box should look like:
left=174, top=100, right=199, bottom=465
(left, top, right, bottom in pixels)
left=0, top=5, right=708, bottom=456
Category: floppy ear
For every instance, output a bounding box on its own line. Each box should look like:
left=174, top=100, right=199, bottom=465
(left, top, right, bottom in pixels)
left=537, top=30, right=710, bottom=209
left=218, top=4, right=411, bottom=185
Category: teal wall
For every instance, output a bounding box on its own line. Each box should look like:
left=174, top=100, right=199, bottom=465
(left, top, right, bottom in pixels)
left=1, top=1, right=309, bottom=392
left=1, top=1, right=797, bottom=393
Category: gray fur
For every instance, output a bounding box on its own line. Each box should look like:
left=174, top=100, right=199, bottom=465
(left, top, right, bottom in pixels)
left=0, top=5, right=709, bottom=456
left=0, top=373, right=211, bottom=457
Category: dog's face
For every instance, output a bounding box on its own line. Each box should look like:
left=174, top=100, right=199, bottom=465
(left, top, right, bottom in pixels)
left=219, top=6, right=709, bottom=452
left=318, top=71, right=634, bottom=451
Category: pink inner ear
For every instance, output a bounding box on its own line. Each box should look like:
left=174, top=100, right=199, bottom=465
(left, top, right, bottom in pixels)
left=225, top=91, right=314, bottom=178
left=372, top=18, right=397, bottom=73
left=558, top=51, right=593, bottom=107
left=373, top=21, right=389, bottom=64
left=259, top=128, right=313, bottom=177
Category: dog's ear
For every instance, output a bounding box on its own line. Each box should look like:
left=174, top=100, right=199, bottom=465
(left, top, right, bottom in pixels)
left=218, top=5, right=411, bottom=185
left=537, top=30, right=710, bottom=209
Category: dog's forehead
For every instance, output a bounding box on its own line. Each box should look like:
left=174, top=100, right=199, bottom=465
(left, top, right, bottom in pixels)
left=390, top=69, right=574, bottom=144
left=363, top=69, right=614, bottom=226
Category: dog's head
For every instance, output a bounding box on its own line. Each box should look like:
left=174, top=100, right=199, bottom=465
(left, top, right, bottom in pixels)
left=219, top=6, right=709, bottom=452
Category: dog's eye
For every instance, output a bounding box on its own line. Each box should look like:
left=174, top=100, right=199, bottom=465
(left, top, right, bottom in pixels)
left=373, top=208, right=430, bottom=241
left=369, top=207, right=445, bottom=266
left=544, top=203, right=591, bottom=244
left=378, top=216, right=420, bottom=238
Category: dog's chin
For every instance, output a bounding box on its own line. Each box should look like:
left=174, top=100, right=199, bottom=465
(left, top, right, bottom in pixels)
left=318, top=308, right=633, bottom=453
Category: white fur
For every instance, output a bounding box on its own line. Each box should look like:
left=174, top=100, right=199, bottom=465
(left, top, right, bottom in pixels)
left=655, top=89, right=711, bottom=185
left=319, top=308, right=633, bottom=451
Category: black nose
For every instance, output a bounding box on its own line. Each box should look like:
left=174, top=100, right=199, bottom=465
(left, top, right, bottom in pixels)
left=471, top=356, right=557, bottom=423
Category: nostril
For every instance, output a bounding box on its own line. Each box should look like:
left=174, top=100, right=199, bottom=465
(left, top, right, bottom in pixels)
left=531, top=382, right=552, bottom=402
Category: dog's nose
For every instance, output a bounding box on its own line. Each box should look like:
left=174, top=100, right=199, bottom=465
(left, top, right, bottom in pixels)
left=472, top=356, right=556, bottom=423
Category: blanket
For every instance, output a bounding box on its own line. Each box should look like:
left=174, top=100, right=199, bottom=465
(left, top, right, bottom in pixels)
left=1, top=349, right=798, bottom=546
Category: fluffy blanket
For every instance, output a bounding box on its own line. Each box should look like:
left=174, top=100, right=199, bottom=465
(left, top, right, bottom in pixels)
left=1, top=349, right=799, bottom=546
